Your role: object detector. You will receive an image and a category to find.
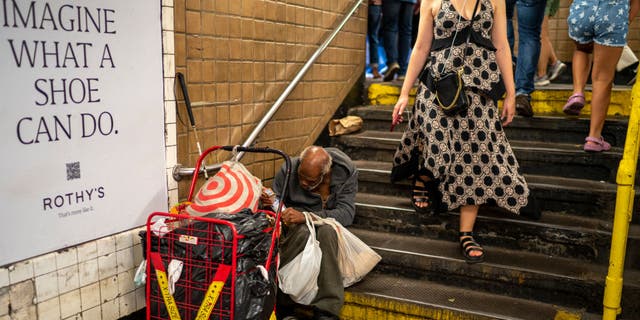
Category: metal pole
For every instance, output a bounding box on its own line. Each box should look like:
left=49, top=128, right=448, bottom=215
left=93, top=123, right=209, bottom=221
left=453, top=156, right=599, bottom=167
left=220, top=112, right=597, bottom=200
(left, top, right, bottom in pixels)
left=602, top=80, right=640, bottom=319
left=172, top=0, right=364, bottom=179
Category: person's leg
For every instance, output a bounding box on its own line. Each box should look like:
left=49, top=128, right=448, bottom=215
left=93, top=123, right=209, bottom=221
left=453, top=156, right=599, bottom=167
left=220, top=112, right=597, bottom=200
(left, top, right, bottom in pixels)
left=514, top=0, right=546, bottom=96
left=514, top=0, right=546, bottom=117
left=571, top=45, right=591, bottom=96
left=382, top=1, right=401, bottom=80
left=368, top=4, right=382, bottom=78
left=459, top=205, right=479, bottom=243
left=397, top=2, right=414, bottom=77
left=459, top=205, right=483, bottom=261
left=505, top=0, right=516, bottom=56
left=536, top=15, right=551, bottom=78
left=584, top=0, right=629, bottom=149
left=311, top=225, right=343, bottom=318
left=562, top=43, right=591, bottom=115
left=277, top=223, right=312, bottom=318
left=587, top=44, right=623, bottom=143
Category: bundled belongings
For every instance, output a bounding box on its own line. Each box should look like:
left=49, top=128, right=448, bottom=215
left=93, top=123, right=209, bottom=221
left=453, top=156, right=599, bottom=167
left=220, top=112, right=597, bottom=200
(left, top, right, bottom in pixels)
left=143, top=209, right=277, bottom=320
left=143, top=145, right=292, bottom=320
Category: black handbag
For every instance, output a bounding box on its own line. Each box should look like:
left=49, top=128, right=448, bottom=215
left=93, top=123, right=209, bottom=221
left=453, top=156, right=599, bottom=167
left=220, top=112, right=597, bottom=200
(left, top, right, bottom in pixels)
left=433, top=68, right=467, bottom=116
left=428, top=0, right=480, bottom=117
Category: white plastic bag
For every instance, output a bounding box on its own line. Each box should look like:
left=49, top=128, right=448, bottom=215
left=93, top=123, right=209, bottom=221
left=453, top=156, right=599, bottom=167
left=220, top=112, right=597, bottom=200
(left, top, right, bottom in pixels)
left=313, top=215, right=381, bottom=287
left=617, top=45, right=638, bottom=72
left=277, top=212, right=322, bottom=304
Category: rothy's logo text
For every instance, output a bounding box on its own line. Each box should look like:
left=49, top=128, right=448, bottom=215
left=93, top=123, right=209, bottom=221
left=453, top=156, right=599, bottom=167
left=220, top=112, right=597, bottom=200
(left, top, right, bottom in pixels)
left=43, top=186, right=104, bottom=210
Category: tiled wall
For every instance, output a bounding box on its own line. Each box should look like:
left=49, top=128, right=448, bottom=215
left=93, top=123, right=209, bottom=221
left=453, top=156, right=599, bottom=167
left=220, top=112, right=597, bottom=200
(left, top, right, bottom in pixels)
left=0, top=1, right=367, bottom=319
left=0, top=228, right=146, bottom=320
left=173, top=0, right=367, bottom=195
left=0, top=1, right=176, bottom=319
left=533, top=0, right=640, bottom=62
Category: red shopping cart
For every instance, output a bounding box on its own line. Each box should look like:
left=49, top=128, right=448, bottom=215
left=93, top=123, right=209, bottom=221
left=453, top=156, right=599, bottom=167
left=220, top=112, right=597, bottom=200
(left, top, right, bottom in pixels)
left=144, top=146, right=291, bottom=320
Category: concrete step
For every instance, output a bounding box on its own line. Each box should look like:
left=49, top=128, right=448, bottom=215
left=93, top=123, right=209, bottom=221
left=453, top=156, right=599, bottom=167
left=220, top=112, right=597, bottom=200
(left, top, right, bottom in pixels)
left=352, top=192, right=640, bottom=268
left=349, top=228, right=640, bottom=317
left=353, top=159, right=640, bottom=222
left=344, top=272, right=600, bottom=320
left=335, top=130, right=627, bottom=184
left=349, top=105, right=629, bottom=147
left=367, top=82, right=634, bottom=116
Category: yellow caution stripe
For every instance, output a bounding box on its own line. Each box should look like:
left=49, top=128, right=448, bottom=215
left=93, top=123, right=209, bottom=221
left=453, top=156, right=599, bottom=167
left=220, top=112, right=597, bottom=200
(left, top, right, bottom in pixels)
left=195, top=264, right=232, bottom=320
left=149, top=253, right=182, bottom=320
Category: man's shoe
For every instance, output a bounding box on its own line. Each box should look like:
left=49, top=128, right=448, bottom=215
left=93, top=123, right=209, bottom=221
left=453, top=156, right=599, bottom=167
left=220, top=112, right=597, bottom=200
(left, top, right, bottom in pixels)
left=371, top=65, right=381, bottom=79
left=534, top=75, right=550, bottom=86
left=383, top=62, right=400, bottom=81
left=515, top=94, right=534, bottom=117
left=547, top=61, right=567, bottom=82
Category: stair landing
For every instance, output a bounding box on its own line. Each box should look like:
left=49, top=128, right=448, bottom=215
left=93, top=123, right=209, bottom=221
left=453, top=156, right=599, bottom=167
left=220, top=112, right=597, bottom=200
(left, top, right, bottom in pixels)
left=367, top=81, right=634, bottom=116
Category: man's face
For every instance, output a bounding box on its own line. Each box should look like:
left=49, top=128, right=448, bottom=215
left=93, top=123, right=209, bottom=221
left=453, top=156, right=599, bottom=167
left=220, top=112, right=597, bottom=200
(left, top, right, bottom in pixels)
left=298, top=163, right=324, bottom=191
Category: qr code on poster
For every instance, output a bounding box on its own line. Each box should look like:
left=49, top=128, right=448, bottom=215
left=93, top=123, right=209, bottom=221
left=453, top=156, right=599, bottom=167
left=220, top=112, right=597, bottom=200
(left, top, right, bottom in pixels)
left=66, top=162, right=81, bottom=180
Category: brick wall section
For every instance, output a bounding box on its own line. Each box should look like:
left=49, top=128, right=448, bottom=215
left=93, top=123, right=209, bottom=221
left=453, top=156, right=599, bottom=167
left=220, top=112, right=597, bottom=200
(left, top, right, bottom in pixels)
left=173, top=0, right=367, bottom=195
left=540, top=0, right=640, bottom=62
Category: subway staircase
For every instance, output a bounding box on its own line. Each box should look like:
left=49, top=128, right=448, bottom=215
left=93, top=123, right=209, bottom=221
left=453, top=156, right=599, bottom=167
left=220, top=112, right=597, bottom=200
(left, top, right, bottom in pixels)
left=333, top=80, right=640, bottom=319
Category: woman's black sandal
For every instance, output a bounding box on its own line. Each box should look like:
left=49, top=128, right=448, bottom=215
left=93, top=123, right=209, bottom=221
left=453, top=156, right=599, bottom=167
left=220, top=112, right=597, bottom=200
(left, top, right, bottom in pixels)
left=459, top=232, right=485, bottom=264
left=412, top=175, right=437, bottom=214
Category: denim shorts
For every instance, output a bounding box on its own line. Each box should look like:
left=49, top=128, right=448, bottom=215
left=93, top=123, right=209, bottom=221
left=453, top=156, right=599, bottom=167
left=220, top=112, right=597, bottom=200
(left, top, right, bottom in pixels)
left=567, top=0, right=629, bottom=47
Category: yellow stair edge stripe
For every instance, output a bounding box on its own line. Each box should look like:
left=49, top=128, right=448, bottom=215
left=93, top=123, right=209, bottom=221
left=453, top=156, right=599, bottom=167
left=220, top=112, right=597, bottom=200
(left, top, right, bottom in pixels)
left=341, top=291, right=492, bottom=320
left=368, top=83, right=633, bottom=116
left=341, top=291, right=587, bottom=320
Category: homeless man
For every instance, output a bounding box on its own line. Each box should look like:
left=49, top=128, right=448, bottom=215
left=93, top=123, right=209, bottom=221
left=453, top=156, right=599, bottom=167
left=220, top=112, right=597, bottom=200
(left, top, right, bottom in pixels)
left=263, top=146, right=358, bottom=320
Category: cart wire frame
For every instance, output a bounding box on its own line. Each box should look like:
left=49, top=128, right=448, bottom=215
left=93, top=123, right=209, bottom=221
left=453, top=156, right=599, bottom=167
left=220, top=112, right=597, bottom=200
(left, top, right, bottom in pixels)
left=145, top=146, right=291, bottom=320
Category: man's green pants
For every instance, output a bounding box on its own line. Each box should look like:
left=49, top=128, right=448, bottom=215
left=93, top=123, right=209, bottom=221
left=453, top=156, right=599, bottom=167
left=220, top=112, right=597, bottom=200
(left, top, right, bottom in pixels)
left=278, top=222, right=343, bottom=317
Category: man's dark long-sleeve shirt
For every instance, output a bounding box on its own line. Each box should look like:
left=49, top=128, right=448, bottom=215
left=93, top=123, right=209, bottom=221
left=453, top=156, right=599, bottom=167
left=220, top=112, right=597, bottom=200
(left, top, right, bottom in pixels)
left=273, top=148, right=358, bottom=226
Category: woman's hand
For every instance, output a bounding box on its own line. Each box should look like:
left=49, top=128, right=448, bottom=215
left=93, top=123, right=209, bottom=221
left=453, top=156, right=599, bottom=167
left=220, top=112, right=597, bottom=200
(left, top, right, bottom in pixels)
left=501, top=94, right=516, bottom=126
left=391, top=95, right=409, bottom=131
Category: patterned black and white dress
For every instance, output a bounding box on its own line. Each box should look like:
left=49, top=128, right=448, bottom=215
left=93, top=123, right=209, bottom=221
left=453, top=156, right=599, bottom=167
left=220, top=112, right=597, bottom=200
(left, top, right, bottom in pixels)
left=391, top=0, right=529, bottom=214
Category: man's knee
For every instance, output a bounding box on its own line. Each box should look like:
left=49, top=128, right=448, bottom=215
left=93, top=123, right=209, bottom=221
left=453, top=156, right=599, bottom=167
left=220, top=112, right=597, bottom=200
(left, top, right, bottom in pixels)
left=316, top=224, right=338, bottom=244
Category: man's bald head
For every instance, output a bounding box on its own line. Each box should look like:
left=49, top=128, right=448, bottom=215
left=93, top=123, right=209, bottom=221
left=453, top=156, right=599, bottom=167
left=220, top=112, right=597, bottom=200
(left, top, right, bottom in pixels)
left=298, top=146, right=332, bottom=190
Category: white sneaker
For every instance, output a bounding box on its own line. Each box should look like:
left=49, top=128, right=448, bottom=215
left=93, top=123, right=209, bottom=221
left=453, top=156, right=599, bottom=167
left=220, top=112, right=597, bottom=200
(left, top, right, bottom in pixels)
left=534, top=75, right=550, bottom=86
left=547, top=61, right=567, bottom=81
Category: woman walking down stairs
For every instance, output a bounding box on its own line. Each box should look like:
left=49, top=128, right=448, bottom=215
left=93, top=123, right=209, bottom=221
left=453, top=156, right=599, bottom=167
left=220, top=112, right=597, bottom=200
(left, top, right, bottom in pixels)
left=328, top=80, right=640, bottom=319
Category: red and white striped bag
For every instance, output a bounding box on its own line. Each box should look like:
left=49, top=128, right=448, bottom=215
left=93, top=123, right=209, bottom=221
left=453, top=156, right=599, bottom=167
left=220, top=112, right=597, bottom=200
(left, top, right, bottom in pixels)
left=186, top=161, right=262, bottom=216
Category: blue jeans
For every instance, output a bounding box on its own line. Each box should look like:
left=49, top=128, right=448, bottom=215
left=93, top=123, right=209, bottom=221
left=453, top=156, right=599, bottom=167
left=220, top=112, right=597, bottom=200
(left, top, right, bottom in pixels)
left=368, top=4, right=382, bottom=66
left=382, top=1, right=414, bottom=75
left=514, top=0, right=546, bottom=95
left=505, top=0, right=516, bottom=55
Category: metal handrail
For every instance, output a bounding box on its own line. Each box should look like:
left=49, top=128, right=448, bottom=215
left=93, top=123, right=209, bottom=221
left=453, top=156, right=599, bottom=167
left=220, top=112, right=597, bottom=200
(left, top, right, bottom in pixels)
left=602, top=79, right=640, bottom=318
left=173, top=0, right=364, bottom=180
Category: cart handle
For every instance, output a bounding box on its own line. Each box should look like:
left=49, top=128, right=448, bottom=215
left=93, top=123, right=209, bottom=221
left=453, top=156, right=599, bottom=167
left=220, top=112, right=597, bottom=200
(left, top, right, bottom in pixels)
left=187, top=145, right=292, bottom=270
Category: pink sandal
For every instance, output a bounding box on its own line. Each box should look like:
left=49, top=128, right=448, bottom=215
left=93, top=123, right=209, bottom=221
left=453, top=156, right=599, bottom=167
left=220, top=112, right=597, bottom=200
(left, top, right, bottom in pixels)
left=584, top=136, right=611, bottom=152
left=563, top=93, right=585, bottom=116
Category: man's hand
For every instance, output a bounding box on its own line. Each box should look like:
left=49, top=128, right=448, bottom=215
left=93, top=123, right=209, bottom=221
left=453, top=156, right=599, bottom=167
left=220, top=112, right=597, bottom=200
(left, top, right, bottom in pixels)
left=260, top=187, right=275, bottom=207
left=281, top=208, right=305, bottom=225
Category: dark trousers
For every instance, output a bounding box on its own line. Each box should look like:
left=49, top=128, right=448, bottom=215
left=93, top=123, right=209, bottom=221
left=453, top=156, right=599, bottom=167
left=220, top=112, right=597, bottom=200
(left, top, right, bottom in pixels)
left=278, top=223, right=343, bottom=316
left=382, top=0, right=414, bottom=75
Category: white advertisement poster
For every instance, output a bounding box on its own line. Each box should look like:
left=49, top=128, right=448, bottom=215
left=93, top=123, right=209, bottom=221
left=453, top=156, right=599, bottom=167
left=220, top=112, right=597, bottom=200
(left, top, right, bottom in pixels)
left=0, top=1, right=167, bottom=265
